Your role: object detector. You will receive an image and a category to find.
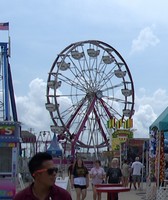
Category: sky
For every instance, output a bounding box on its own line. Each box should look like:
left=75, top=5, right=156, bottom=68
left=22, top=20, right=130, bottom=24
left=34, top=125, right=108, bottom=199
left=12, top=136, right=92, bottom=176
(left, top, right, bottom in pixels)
left=1, top=0, right=168, bottom=140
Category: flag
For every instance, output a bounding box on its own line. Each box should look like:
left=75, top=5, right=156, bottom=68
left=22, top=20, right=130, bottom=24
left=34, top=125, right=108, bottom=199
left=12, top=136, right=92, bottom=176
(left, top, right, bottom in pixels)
left=128, top=118, right=133, bottom=128
left=124, top=118, right=133, bottom=128
left=116, top=119, right=122, bottom=129
left=107, top=118, right=116, bottom=128
left=111, top=118, right=116, bottom=127
left=124, top=121, right=127, bottom=129
left=0, top=22, right=9, bottom=30
left=107, top=119, right=112, bottom=128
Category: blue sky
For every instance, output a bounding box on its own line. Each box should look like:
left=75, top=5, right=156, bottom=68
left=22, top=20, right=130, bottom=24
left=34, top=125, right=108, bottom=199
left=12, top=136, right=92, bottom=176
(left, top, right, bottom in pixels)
left=1, top=0, right=168, bottom=139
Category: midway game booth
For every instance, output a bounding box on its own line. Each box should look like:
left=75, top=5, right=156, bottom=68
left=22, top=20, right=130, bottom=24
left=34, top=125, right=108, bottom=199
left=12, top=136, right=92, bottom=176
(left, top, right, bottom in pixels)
left=46, top=134, right=71, bottom=192
left=107, top=118, right=134, bottom=162
left=108, top=118, right=148, bottom=188
left=147, top=107, right=168, bottom=200
left=0, top=121, right=21, bottom=200
left=46, top=134, right=62, bottom=158
left=46, top=134, right=63, bottom=175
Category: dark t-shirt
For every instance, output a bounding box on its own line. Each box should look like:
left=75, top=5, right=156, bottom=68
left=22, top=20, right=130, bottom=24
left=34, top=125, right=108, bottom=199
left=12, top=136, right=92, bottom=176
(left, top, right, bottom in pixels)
left=13, top=183, right=72, bottom=200
left=73, top=166, right=88, bottom=178
left=106, top=167, right=122, bottom=183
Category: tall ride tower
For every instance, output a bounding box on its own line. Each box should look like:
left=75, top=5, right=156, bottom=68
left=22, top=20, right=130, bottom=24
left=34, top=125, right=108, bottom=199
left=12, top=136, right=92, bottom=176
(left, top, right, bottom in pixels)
left=0, top=22, right=21, bottom=199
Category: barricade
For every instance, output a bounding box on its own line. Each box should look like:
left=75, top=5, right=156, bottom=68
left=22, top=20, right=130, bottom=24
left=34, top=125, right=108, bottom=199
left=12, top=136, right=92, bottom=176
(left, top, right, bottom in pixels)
left=145, top=182, right=156, bottom=200
left=156, top=187, right=168, bottom=200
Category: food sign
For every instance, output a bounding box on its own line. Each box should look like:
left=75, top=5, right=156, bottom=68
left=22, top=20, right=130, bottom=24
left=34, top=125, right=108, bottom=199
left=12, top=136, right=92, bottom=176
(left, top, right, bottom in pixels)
left=0, top=125, right=15, bottom=136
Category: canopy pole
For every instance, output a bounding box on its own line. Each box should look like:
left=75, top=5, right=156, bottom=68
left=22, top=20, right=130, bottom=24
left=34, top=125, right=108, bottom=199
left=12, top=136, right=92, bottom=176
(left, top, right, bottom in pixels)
left=157, top=130, right=161, bottom=188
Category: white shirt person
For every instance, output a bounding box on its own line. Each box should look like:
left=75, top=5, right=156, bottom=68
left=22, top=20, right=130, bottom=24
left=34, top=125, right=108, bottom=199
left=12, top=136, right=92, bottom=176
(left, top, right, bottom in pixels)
left=131, top=157, right=144, bottom=189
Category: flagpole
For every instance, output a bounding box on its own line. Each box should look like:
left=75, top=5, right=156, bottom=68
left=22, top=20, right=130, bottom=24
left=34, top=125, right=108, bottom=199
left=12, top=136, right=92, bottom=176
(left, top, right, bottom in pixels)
left=8, top=23, right=10, bottom=57
left=8, top=36, right=11, bottom=57
left=120, top=143, right=122, bottom=168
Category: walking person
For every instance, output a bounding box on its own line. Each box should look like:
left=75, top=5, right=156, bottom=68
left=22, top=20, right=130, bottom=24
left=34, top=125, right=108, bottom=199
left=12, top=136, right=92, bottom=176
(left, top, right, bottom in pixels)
left=106, top=158, right=122, bottom=200
left=68, top=160, right=74, bottom=178
left=90, top=160, right=106, bottom=200
left=71, top=157, right=89, bottom=200
left=131, top=157, right=144, bottom=190
left=14, top=152, right=72, bottom=200
left=128, top=161, right=133, bottom=189
left=121, top=159, right=130, bottom=187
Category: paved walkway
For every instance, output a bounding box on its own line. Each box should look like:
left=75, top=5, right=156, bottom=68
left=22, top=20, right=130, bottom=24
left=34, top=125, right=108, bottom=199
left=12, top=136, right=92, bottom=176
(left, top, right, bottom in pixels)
left=70, top=183, right=146, bottom=200
left=20, top=181, right=146, bottom=200
left=18, top=175, right=147, bottom=200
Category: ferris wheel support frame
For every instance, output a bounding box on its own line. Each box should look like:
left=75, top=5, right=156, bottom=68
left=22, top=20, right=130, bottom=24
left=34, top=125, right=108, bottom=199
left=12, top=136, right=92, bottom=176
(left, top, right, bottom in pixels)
left=71, top=96, right=96, bottom=156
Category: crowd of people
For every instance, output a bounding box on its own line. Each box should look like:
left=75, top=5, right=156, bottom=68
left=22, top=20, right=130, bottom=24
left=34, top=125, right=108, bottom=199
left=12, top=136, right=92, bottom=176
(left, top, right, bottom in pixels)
left=14, top=152, right=144, bottom=200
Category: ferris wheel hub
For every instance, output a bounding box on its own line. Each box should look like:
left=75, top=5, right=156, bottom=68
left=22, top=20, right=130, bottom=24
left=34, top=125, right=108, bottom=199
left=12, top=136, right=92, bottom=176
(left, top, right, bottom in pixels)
left=96, top=90, right=103, bottom=99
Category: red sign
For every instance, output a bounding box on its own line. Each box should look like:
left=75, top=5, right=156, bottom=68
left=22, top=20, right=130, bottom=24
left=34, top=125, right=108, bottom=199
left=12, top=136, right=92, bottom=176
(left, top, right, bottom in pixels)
left=127, top=139, right=145, bottom=146
left=113, top=150, right=120, bottom=157
left=0, top=126, right=15, bottom=136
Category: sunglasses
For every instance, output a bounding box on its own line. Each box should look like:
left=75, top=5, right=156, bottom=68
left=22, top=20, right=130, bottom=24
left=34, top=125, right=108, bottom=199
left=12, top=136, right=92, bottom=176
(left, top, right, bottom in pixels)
left=33, top=167, right=58, bottom=176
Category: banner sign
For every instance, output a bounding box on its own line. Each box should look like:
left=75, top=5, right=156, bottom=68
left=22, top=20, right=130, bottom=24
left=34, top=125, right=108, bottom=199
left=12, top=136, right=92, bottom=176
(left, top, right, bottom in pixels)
left=112, top=130, right=133, bottom=150
left=112, top=150, right=120, bottom=158
left=127, top=138, right=145, bottom=146
left=0, top=122, right=21, bottom=141
left=112, top=129, right=133, bottom=139
left=0, top=125, right=15, bottom=136
left=107, top=118, right=133, bottom=129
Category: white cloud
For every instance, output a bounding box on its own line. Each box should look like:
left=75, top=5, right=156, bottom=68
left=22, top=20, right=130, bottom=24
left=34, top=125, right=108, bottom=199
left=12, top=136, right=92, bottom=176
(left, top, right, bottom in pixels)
left=133, top=88, right=168, bottom=138
left=15, top=78, right=168, bottom=142
left=130, top=26, right=160, bottom=54
left=133, top=104, right=156, bottom=138
left=16, top=78, right=52, bottom=133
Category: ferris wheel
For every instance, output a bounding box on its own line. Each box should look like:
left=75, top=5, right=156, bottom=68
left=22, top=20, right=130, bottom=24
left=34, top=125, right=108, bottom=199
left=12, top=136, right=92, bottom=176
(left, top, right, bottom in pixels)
left=46, top=40, right=134, bottom=155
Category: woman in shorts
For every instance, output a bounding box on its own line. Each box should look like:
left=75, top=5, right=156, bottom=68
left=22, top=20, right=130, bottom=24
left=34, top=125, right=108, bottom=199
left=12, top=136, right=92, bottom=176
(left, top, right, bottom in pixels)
left=71, top=157, right=89, bottom=200
left=121, top=159, right=130, bottom=187
left=90, top=160, right=106, bottom=200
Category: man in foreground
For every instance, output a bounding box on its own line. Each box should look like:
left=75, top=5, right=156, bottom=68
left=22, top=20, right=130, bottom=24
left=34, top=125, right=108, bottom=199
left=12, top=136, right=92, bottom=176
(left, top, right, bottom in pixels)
left=14, top=152, right=72, bottom=200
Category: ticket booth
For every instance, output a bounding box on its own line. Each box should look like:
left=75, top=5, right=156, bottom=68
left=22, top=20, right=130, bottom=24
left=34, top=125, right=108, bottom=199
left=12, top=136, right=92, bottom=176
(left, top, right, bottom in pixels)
left=0, top=121, right=21, bottom=200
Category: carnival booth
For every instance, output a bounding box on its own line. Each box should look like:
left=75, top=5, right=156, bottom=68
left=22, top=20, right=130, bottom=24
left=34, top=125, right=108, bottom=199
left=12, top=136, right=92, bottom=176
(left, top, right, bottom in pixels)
left=147, top=107, right=168, bottom=200
left=46, top=134, right=62, bottom=157
left=0, top=121, right=21, bottom=200
left=46, top=134, right=63, bottom=172
left=46, top=134, right=71, bottom=191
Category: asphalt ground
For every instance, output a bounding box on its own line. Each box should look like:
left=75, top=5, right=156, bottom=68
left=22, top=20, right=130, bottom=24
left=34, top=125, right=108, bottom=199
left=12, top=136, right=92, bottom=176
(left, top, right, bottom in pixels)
left=70, top=182, right=147, bottom=200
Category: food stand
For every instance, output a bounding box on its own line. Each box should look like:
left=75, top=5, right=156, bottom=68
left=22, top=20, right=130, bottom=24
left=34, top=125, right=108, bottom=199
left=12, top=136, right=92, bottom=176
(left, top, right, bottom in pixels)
left=148, top=107, right=168, bottom=200
left=0, top=121, right=21, bottom=199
